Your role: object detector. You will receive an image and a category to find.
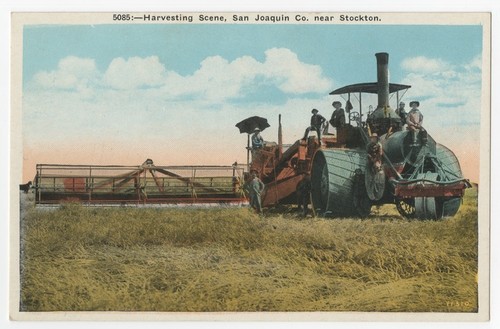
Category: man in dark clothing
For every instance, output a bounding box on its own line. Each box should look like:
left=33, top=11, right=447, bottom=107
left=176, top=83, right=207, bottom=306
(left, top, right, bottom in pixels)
left=329, top=101, right=346, bottom=129
left=396, top=101, right=407, bottom=124
left=302, top=108, right=326, bottom=142
left=367, top=133, right=383, bottom=173
left=296, top=174, right=312, bottom=217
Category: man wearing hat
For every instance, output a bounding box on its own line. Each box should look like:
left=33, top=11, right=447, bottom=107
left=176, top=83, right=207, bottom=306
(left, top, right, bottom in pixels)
left=251, top=128, right=264, bottom=161
left=251, top=128, right=264, bottom=149
left=396, top=101, right=407, bottom=125
left=302, top=108, right=326, bottom=143
left=367, top=133, right=383, bottom=173
left=329, top=101, right=346, bottom=129
left=244, top=171, right=265, bottom=214
left=406, top=101, right=424, bottom=146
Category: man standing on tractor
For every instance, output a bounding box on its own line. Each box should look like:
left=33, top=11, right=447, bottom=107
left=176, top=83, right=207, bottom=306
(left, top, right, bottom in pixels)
left=329, top=101, right=346, bottom=129
left=302, top=108, right=326, bottom=143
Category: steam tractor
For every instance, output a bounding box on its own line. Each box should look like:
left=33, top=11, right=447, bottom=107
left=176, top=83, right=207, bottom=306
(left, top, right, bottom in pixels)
left=246, top=52, right=470, bottom=219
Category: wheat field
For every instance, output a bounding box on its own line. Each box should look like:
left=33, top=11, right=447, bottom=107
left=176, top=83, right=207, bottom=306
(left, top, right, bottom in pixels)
left=19, top=187, right=478, bottom=312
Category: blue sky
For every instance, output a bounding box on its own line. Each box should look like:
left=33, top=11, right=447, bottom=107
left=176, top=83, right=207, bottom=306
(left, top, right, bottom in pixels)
left=23, top=24, right=482, bottom=86
left=22, top=22, right=484, bottom=181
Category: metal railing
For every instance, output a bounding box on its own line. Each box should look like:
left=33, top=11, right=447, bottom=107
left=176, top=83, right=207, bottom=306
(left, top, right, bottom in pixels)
left=34, top=163, right=247, bottom=205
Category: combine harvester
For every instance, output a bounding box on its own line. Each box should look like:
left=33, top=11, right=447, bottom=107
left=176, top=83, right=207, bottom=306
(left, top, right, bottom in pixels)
left=34, top=159, right=247, bottom=206
left=32, top=52, right=470, bottom=219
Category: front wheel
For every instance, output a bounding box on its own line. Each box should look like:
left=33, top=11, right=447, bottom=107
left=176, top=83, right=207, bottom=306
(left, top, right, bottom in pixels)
left=396, top=198, right=416, bottom=219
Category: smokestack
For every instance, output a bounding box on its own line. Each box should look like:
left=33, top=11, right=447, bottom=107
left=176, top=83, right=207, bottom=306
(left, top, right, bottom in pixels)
left=375, top=52, right=390, bottom=109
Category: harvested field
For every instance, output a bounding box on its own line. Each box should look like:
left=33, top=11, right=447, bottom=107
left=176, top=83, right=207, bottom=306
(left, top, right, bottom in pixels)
left=19, top=188, right=478, bottom=312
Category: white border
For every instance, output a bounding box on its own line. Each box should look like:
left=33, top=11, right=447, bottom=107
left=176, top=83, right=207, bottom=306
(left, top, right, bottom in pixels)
left=2, top=1, right=498, bottom=328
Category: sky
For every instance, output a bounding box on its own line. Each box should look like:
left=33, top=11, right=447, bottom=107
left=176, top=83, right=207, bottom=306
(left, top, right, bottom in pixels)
left=21, top=23, right=484, bottom=182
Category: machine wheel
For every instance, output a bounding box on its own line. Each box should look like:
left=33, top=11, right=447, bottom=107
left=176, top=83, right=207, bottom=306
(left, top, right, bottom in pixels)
left=320, top=165, right=330, bottom=206
left=412, top=172, right=450, bottom=220
left=396, top=198, right=416, bottom=219
left=365, top=166, right=385, bottom=201
left=397, top=190, right=462, bottom=221
left=349, top=111, right=360, bottom=122
left=311, top=152, right=329, bottom=215
left=415, top=197, right=439, bottom=220
left=413, top=196, right=462, bottom=220
left=311, top=149, right=367, bottom=217
left=352, top=169, right=372, bottom=217
left=439, top=197, right=462, bottom=218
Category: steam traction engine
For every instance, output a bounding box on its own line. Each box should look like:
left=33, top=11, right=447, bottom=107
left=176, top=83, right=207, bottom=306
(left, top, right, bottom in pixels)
left=247, top=52, right=470, bottom=219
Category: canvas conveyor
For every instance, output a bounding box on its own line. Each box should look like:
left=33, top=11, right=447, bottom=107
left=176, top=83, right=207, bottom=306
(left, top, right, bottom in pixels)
left=33, top=160, right=247, bottom=206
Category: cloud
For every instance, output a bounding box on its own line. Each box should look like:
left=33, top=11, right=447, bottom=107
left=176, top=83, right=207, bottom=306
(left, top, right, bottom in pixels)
left=262, top=48, right=332, bottom=94
left=161, top=48, right=333, bottom=101
left=401, top=56, right=450, bottom=73
left=29, top=49, right=333, bottom=104
left=103, top=56, right=166, bottom=90
left=162, top=55, right=253, bottom=101
left=400, top=55, right=482, bottom=130
left=32, top=56, right=99, bottom=92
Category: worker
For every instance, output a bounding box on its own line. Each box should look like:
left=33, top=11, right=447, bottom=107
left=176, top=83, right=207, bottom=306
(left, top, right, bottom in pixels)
left=329, top=101, right=345, bottom=129
left=396, top=101, right=407, bottom=124
left=245, top=172, right=265, bottom=214
left=302, top=108, right=326, bottom=143
left=366, top=133, right=383, bottom=173
left=250, top=128, right=264, bottom=161
left=367, top=105, right=374, bottom=117
left=406, top=101, right=424, bottom=146
left=296, top=174, right=312, bottom=217
left=251, top=128, right=264, bottom=149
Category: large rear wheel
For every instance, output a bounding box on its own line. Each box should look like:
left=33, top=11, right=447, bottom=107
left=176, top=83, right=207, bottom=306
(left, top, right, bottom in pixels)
left=311, top=149, right=367, bottom=217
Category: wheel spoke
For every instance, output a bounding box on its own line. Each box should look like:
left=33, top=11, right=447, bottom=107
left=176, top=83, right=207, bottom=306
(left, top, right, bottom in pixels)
left=396, top=198, right=416, bottom=218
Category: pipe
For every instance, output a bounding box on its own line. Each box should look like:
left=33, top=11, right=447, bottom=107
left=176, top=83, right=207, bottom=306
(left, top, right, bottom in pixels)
left=278, top=114, right=283, bottom=159
left=247, top=134, right=250, bottom=172
left=375, top=52, right=390, bottom=110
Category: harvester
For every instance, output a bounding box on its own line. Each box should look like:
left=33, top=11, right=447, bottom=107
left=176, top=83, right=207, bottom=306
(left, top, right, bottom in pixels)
left=247, top=52, right=470, bottom=219
left=32, top=52, right=470, bottom=219
left=33, top=160, right=247, bottom=206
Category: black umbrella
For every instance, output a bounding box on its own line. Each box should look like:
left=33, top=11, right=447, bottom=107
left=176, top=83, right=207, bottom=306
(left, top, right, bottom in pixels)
left=235, top=116, right=270, bottom=134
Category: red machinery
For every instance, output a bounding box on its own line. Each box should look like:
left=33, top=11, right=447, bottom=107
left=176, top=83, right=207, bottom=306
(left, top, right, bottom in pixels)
left=245, top=52, right=470, bottom=219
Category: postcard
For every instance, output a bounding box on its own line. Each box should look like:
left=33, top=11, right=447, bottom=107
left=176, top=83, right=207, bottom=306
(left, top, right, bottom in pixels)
left=10, top=12, right=491, bottom=321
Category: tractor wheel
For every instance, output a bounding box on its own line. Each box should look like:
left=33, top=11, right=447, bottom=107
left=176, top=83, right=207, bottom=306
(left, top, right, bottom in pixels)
left=396, top=198, right=416, bottom=219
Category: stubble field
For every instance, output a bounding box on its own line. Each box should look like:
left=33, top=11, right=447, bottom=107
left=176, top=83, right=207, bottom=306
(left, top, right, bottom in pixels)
left=19, top=187, right=478, bottom=312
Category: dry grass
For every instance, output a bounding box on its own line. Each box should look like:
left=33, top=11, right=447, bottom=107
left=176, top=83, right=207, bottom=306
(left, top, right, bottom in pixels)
left=19, top=188, right=478, bottom=312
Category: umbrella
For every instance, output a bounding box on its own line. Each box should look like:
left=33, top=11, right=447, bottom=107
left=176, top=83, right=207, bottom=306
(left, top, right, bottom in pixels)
left=235, top=116, right=270, bottom=134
